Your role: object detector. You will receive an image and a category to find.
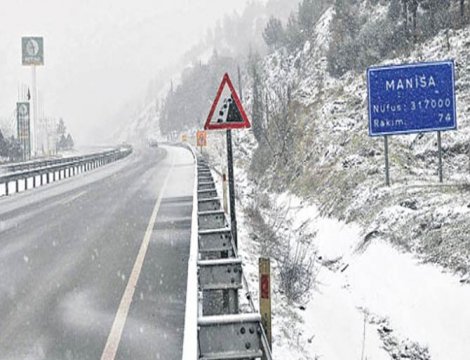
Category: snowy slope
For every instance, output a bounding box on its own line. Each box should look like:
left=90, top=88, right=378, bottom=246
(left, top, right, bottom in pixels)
left=203, top=5, right=470, bottom=360
left=254, top=9, right=470, bottom=276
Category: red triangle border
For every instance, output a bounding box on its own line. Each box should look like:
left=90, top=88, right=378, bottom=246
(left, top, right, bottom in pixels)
left=204, top=73, right=251, bottom=130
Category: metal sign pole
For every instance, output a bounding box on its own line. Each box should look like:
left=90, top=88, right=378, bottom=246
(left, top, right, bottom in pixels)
left=31, top=65, right=37, bottom=156
left=437, top=131, right=443, bottom=183
left=384, top=135, right=390, bottom=186
left=205, top=71, right=250, bottom=251
left=226, top=129, right=238, bottom=249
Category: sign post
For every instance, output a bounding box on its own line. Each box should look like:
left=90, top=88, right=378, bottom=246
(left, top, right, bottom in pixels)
left=226, top=129, right=237, bottom=247
left=22, top=37, right=44, bottom=157
left=368, top=61, right=457, bottom=185
left=384, top=135, right=390, bottom=187
left=17, top=102, right=31, bottom=161
left=204, top=73, right=251, bottom=250
left=437, top=131, right=443, bottom=183
left=259, top=257, right=272, bottom=358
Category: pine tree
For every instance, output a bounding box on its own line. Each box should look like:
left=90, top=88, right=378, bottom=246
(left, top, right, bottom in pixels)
left=263, top=17, right=285, bottom=51
left=66, top=134, right=74, bottom=150
left=402, top=0, right=409, bottom=31
left=248, top=51, right=264, bottom=143
left=297, top=0, right=327, bottom=39
left=58, top=134, right=67, bottom=151
left=285, top=13, right=303, bottom=50
left=57, top=118, right=66, bottom=138
left=388, top=0, right=402, bottom=20
left=327, top=0, right=360, bottom=76
left=461, top=0, right=466, bottom=23
left=409, top=0, right=419, bottom=41
left=0, top=130, right=8, bottom=158
left=8, top=136, right=22, bottom=161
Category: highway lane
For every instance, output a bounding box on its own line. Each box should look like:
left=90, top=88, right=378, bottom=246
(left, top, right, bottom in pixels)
left=0, top=145, right=194, bottom=360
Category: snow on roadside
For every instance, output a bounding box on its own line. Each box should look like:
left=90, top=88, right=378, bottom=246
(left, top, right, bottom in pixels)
left=198, top=15, right=470, bottom=358
left=348, top=240, right=470, bottom=360
left=204, top=127, right=470, bottom=359
left=263, top=191, right=470, bottom=360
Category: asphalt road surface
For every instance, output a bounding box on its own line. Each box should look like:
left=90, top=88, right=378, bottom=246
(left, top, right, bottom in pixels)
left=0, top=145, right=194, bottom=360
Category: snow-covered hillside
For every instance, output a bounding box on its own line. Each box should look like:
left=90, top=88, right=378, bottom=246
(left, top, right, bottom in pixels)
left=201, top=4, right=470, bottom=360
left=249, top=7, right=470, bottom=276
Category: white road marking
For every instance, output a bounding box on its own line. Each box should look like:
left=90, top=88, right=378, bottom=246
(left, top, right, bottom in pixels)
left=100, top=156, right=174, bottom=360
left=60, top=190, right=87, bottom=205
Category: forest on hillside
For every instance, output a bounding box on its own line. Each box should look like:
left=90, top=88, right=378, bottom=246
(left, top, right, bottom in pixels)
left=159, top=0, right=469, bottom=136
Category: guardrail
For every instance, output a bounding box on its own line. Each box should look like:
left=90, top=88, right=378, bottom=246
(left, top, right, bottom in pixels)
left=182, top=144, right=272, bottom=360
left=0, top=146, right=132, bottom=197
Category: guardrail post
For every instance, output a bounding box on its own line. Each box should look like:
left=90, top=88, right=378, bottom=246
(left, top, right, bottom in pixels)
left=5, top=182, right=9, bottom=196
left=15, top=179, right=18, bottom=193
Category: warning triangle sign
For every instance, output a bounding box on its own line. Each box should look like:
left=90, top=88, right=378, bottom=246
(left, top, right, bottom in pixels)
left=204, top=73, right=251, bottom=130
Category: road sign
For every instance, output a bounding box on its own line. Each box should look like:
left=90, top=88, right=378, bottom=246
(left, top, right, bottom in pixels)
left=17, top=102, right=31, bottom=160
left=204, top=73, right=251, bottom=130
left=22, top=37, right=44, bottom=66
left=367, top=61, right=456, bottom=136
left=196, top=130, right=207, bottom=147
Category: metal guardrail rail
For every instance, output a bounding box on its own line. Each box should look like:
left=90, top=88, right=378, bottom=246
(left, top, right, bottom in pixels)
left=0, top=146, right=132, bottom=196
left=191, top=153, right=272, bottom=360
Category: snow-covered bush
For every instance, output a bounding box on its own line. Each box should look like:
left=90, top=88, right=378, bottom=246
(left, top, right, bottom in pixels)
left=279, top=234, right=317, bottom=303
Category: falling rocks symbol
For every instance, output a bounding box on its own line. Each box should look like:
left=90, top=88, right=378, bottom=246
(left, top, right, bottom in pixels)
left=217, top=95, right=243, bottom=124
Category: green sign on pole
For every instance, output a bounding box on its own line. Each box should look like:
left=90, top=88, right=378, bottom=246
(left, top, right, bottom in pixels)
left=22, top=37, right=44, bottom=66
left=17, top=102, right=31, bottom=160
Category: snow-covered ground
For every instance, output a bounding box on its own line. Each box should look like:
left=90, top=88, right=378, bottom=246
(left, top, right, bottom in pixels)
left=204, top=128, right=470, bottom=359
left=266, top=193, right=470, bottom=360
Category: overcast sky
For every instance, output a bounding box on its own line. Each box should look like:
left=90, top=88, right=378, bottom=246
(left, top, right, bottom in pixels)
left=0, top=0, right=254, bottom=144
